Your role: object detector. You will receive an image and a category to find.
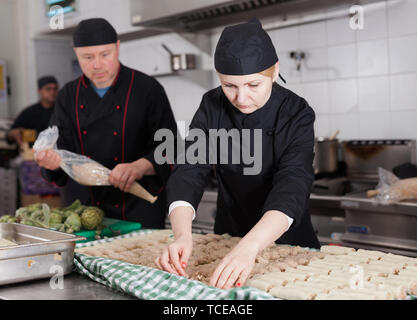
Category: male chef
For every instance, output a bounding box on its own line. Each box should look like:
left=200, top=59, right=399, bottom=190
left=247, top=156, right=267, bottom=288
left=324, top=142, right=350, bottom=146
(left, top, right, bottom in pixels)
left=35, top=18, right=177, bottom=228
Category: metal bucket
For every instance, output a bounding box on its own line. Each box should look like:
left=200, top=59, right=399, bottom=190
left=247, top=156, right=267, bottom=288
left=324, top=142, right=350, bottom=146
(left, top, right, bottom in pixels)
left=314, top=137, right=339, bottom=175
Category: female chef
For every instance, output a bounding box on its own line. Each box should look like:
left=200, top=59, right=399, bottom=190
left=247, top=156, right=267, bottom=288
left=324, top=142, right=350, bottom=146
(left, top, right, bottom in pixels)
left=156, top=17, right=320, bottom=289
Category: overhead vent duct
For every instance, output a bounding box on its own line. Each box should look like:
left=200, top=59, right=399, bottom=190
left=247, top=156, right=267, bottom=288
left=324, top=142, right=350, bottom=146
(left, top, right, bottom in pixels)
left=130, top=0, right=384, bottom=32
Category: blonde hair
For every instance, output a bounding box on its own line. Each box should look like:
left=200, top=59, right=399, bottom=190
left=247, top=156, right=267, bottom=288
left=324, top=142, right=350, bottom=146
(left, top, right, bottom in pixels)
left=259, top=64, right=276, bottom=78
left=217, top=64, right=277, bottom=78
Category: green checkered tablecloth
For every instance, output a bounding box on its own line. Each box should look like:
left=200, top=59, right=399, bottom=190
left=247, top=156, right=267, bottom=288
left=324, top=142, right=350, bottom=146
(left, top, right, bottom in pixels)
left=74, top=229, right=276, bottom=300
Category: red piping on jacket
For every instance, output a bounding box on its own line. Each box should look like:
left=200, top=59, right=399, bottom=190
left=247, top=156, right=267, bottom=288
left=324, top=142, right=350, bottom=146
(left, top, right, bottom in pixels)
left=75, top=78, right=85, bottom=155
left=81, top=75, right=88, bottom=88
left=75, top=77, right=95, bottom=204
left=75, top=69, right=135, bottom=219
left=111, top=64, right=121, bottom=86
left=120, top=70, right=135, bottom=220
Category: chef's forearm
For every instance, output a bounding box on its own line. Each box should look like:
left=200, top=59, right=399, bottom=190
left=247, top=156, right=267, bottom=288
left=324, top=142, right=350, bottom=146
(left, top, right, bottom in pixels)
left=170, top=206, right=194, bottom=240
left=238, top=210, right=290, bottom=253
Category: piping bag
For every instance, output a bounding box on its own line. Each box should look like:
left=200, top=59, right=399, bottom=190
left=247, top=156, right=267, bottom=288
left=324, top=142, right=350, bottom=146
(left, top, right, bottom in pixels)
left=33, top=126, right=157, bottom=204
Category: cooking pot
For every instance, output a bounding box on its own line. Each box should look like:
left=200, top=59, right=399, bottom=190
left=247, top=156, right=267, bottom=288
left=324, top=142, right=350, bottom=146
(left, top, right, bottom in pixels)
left=313, top=130, right=340, bottom=175
left=161, top=44, right=196, bottom=72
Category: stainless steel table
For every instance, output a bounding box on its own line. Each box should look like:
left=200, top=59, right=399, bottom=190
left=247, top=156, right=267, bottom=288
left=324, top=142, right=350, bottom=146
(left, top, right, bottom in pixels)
left=0, top=272, right=136, bottom=300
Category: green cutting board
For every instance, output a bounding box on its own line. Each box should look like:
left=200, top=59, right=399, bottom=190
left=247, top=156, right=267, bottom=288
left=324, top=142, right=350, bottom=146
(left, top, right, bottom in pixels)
left=75, top=217, right=142, bottom=243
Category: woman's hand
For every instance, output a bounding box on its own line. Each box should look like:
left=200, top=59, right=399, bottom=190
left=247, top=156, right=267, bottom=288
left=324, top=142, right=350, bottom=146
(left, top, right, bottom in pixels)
left=209, top=241, right=259, bottom=289
left=155, top=234, right=193, bottom=277
left=209, top=210, right=290, bottom=289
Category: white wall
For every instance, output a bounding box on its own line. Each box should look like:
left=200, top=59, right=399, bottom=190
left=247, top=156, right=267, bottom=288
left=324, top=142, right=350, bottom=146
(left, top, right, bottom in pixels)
left=0, top=0, right=24, bottom=119
left=8, top=0, right=145, bottom=118
left=118, top=0, right=417, bottom=142
left=9, top=0, right=417, bottom=145
left=34, top=38, right=77, bottom=90
left=28, top=0, right=140, bottom=36
left=260, top=0, right=417, bottom=141
left=119, top=32, right=214, bottom=131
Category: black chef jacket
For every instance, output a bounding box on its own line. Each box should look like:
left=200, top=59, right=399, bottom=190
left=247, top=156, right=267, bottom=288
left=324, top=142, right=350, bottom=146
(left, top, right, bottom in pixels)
left=7, top=102, right=54, bottom=143
left=167, top=82, right=320, bottom=249
left=41, top=63, right=177, bottom=228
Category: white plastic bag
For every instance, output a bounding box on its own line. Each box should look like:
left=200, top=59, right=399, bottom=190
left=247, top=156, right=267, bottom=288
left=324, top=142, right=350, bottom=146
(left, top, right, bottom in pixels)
left=33, top=126, right=157, bottom=203
left=367, top=167, right=417, bottom=205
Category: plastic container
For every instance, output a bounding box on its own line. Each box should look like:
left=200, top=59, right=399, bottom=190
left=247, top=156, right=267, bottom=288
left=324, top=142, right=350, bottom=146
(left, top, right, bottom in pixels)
left=75, top=217, right=142, bottom=243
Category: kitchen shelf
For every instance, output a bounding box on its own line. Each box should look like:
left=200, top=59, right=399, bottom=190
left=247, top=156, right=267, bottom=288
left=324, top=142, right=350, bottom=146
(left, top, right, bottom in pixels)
left=152, top=69, right=214, bottom=89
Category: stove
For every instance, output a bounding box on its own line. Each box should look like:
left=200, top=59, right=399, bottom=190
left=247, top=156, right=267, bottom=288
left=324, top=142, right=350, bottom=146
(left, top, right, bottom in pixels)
left=310, top=139, right=417, bottom=257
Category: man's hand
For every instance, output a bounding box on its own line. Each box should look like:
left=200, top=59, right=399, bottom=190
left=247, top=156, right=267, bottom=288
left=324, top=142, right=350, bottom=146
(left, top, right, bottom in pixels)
left=35, top=149, right=62, bottom=171
left=7, top=128, right=23, bottom=146
left=109, top=158, right=155, bottom=192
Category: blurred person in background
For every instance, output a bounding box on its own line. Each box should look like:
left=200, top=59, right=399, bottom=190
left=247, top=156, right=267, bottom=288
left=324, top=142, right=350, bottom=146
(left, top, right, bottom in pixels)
left=7, top=76, right=58, bottom=146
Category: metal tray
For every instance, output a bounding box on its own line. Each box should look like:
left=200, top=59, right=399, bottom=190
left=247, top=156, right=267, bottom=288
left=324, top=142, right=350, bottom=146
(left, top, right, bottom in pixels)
left=0, top=223, right=85, bottom=285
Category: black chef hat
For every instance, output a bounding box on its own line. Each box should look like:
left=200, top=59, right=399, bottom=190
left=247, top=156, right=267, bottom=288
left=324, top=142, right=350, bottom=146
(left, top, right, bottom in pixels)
left=38, top=76, right=58, bottom=89
left=215, top=17, right=286, bottom=83
left=73, top=18, right=118, bottom=48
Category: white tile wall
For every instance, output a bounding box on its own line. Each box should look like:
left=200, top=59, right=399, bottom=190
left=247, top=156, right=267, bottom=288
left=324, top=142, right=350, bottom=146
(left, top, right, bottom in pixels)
left=327, top=43, right=357, bottom=80
left=302, top=81, right=329, bottom=114
left=277, top=52, right=302, bottom=84
left=387, top=0, right=417, bottom=37
left=299, top=21, right=327, bottom=49
left=119, top=33, right=213, bottom=129
left=357, top=76, right=390, bottom=112
left=34, top=38, right=75, bottom=90
left=357, top=39, right=389, bottom=77
left=270, top=0, right=417, bottom=143
left=356, top=1, right=387, bottom=42
left=390, top=73, right=417, bottom=111
left=270, top=26, right=300, bottom=52
left=326, top=12, right=356, bottom=46
left=359, top=111, right=392, bottom=139
left=314, top=114, right=331, bottom=138
left=301, top=47, right=328, bottom=82
left=389, top=34, right=417, bottom=74
left=329, top=112, right=361, bottom=140
left=390, top=110, right=417, bottom=138
left=328, top=79, right=358, bottom=114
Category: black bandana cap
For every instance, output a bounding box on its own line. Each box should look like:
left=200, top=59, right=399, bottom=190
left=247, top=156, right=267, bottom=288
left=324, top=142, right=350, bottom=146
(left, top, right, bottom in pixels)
left=215, top=17, right=286, bottom=83
left=38, top=76, right=58, bottom=89
left=73, top=18, right=118, bottom=48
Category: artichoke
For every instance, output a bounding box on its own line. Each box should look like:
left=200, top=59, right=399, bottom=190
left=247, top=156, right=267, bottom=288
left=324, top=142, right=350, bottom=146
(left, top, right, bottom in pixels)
left=64, top=213, right=82, bottom=232
left=21, top=219, right=35, bottom=226
left=49, top=211, right=63, bottom=230
left=50, top=222, right=64, bottom=230
left=62, top=200, right=81, bottom=213
left=80, top=207, right=104, bottom=230
left=15, top=207, right=29, bottom=222
left=0, top=215, right=13, bottom=223
left=50, top=212, right=63, bottom=225
left=26, top=203, right=42, bottom=214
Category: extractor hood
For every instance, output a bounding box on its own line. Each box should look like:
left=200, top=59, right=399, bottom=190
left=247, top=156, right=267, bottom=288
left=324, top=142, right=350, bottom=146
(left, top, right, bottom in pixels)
left=130, top=0, right=385, bottom=32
